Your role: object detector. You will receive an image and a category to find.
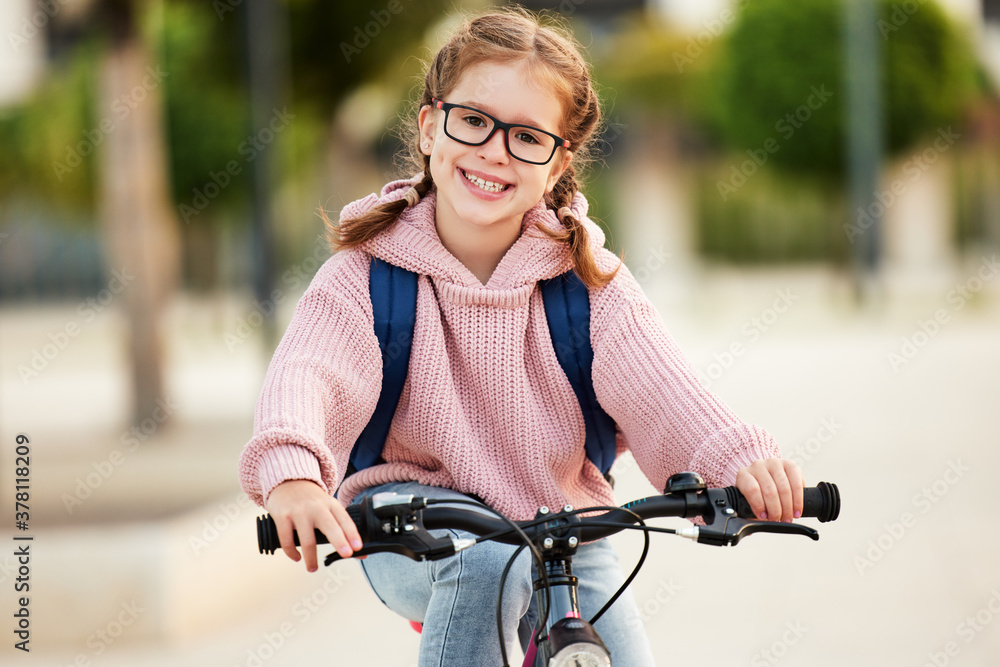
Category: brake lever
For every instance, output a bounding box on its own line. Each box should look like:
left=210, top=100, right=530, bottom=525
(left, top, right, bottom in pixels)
left=682, top=487, right=820, bottom=547
left=694, top=517, right=819, bottom=547
left=323, top=531, right=473, bottom=565
left=324, top=494, right=475, bottom=566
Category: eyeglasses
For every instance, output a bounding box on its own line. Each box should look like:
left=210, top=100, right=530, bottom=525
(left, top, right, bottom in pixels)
left=431, top=98, right=570, bottom=166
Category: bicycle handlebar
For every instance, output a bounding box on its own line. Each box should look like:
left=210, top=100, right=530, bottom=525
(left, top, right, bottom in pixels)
left=256, top=480, right=841, bottom=560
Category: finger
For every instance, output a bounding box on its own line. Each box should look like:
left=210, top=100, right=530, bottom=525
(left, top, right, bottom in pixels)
left=757, top=471, right=782, bottom=522
left=314, top=512, right=354, bottom=562
left=768, top=461, right=794, bottom=522
left=274, top=514, right=301, bottom=564
left=331, top=500, right=364, bottom=552
left=784, top=460, right=806, bottom=519
left=736, top=468, right=767, bottom=520
left=297, top=518, right=320, bottom=572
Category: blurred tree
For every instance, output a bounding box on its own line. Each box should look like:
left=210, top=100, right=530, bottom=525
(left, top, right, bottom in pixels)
left=0, top=0, right=452, bottom=425
left=89, top=0, right=181, bottom=425
left=598, top=0, right=983, bottom=265
left=708, top=0, right=980, bottom=177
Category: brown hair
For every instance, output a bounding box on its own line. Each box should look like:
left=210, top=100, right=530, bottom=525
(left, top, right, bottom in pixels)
left=326, top=7, right=620, bottom=288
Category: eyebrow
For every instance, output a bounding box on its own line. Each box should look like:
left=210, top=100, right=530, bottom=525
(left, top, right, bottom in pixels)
left=454, top=100, right=555, bottom=132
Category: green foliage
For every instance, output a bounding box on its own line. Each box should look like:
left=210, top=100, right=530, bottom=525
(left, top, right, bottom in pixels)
left=0, top=0, right=452, bottom=229
left=282, top=0, right=452, bottom=116
left=597, top=1, right=983, bottom=264
left=696, top=165, right=848, bottom=263
left=594, top=14, right=719, bottom=123
left=709, top=0, right=980, bottom=177
left=0, top=43, right=102, bottom=218
left=158, top=2, right=253, bottom=222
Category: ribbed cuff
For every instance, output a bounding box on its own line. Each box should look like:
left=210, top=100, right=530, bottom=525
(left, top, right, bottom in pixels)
left=689, top=424, right=780, bottom=488
left=258, top=444, right=326, bottom=505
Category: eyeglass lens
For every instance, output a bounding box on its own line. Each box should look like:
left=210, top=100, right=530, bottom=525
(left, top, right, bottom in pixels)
left=444, top=107, right=556, bottom=164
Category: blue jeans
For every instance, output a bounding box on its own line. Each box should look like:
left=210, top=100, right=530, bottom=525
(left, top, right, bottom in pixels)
left=352, top=481, right=656, bottom=666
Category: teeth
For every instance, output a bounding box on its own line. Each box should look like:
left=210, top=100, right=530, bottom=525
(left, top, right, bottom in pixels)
left=463, top=170, right=506, bottom=193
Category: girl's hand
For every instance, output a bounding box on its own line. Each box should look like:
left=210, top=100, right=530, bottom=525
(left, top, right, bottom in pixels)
left=735, top=458, right=804, bottom=523
left=264, top=479, right=364, bottom=572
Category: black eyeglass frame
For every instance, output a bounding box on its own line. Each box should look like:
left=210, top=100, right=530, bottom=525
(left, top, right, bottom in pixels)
left=431, top=98, right=570, bottom=166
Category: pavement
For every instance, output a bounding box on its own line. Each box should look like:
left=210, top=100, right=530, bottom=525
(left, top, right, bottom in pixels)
left=1, top=262, right=999, bottom=666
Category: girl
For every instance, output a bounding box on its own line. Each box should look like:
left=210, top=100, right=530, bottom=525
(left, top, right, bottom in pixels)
left=239, top=8, right=803, bottom=665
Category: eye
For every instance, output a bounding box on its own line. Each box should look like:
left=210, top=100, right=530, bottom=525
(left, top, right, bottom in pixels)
left=460, top=112, right=489, bottom=128
left=514, top=130, right=542, bottom=145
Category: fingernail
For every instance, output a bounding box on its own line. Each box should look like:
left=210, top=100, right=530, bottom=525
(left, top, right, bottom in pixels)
left=351, top=539, right=363, bottom=550
left=339, top=546, right=352, bottom=558
left=794, top=510, right=802, bottom=519
left=760, top=512, right=767, bottom=520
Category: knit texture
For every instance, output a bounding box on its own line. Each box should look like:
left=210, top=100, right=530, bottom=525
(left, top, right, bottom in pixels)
left=238, top=178, right=780, bottom=519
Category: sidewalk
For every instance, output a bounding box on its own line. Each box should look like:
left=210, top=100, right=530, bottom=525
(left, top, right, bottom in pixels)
left=2, top=265, right=999, bottom=665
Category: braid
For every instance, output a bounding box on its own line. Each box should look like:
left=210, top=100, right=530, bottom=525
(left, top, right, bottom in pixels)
left=543, top=166, right=620, bottom=289
left=324, top=166, right=434, bottom=253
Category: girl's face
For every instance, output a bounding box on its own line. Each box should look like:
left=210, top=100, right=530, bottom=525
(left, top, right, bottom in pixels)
left=418, top=60, right=572, bottom=239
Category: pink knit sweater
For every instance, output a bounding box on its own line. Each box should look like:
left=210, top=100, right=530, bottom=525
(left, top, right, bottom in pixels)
left=238, top=178, right=780, bottom=519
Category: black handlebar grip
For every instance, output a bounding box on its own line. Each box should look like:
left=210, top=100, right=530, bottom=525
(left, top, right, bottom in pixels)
left=257, top=503, right=366, bottom=555
left=727, top=482, right=840, bottom=523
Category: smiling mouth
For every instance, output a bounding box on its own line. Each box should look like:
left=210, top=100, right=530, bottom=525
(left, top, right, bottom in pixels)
left=462, top=169, right=510, bottom=194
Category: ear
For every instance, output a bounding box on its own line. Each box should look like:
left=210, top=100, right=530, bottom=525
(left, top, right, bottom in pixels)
left=418, top=104, right=436, bottom=156
left=545, top=150, right=573, bottom=193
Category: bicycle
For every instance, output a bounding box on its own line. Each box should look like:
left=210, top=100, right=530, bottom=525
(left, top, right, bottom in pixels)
left=256, top=472, right=841, bottom=666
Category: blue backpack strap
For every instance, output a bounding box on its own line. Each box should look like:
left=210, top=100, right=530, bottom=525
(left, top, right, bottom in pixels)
left=539, top=270, right=618, bottom=474
left=347, top=256, right=418, bottom=474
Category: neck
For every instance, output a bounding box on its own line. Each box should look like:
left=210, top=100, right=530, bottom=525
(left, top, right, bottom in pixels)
left=434, top=214, right=523, bottom=285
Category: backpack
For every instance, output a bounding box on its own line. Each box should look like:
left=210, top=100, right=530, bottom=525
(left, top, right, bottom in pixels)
left=345, top=256, right=617, bottom=480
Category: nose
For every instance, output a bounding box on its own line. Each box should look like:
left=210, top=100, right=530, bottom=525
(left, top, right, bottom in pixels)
left=476, top=126, right=510, bottom=163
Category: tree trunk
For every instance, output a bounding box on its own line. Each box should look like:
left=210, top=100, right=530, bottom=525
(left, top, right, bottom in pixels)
left=96, top=16, right=180, bottom=425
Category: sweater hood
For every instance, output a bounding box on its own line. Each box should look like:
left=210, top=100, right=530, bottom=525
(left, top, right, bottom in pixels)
left=339, top=177, right=606, bottom=290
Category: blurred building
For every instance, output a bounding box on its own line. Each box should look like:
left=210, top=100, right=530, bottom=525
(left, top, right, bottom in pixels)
left=0, top=0, right=45, bottom=107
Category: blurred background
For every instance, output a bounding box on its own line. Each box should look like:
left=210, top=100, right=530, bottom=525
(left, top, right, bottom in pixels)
left=1, top=0, right=999, bottom=664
